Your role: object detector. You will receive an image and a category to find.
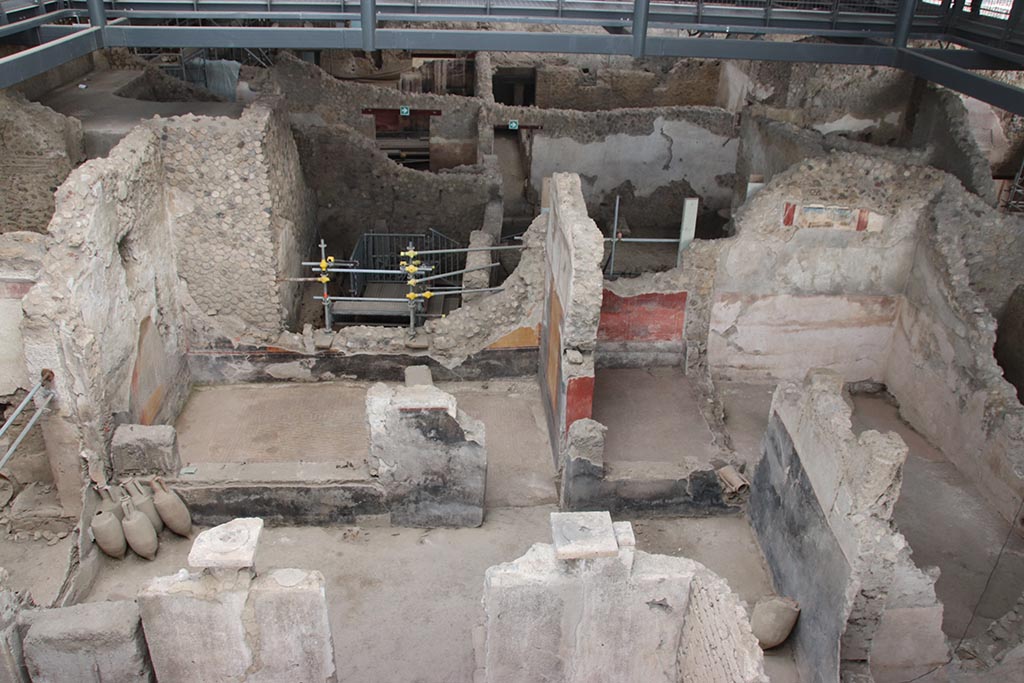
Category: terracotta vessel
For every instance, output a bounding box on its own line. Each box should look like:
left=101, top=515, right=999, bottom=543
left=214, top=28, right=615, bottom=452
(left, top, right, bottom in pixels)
left=121, top=499, right=158, bottom=560
left=125, top=478, right=164, bottom=534
left=150, top=477, right=192, bottom=537
left=90, top=508, right=126, bottom=559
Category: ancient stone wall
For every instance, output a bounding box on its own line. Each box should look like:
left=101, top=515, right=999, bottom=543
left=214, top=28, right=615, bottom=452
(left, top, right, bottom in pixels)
left=21, top=128, right=192, bottom=516
left=482, top=512, right=767, bottom=683
left=534, top=58, right=722, bottom=110
left=291, top=121, right=497, bottom=253
left=906, top=85, right=998, bottom=205
left=0, top=92, right=84, bottom=234
left=886, top=184, right=1024, bottom=528
left=270, top=53, right=481, bottom=167
left=495, top=104, right=738, bottom=229
left=161, top=102, right=315, bottom=342
left=750, top=370, right=947, bottom=682
left=538, top=174, right=604, bottom=464
left=709, top=154, right=942, bottom=382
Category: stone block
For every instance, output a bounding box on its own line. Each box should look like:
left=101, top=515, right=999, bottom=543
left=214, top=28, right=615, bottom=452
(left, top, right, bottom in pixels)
left=551, top=511, right=618, bottom=560
left=404, top=365, right=434, bottom=387
left=111, top=425, right=181, bottom=478
left=248, top=569, right=336, bottom=683
left=188, top=517, right=263, bottom=570
left=138, top=570, right=252, bottom=682
left=23, top=600, right=152, bottom=683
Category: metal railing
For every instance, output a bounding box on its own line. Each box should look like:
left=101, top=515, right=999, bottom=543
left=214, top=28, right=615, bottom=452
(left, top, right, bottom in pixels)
left=348, top=229, right=464, bottom=297
left=0, top=370, right=54, bottom=472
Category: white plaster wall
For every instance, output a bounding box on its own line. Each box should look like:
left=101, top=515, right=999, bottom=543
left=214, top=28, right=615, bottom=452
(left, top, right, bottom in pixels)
left=707, top=293, right=899, bottom=382
left=529, top=117, right=739, bottom=210
left=0, top=299, right=27, bottom=395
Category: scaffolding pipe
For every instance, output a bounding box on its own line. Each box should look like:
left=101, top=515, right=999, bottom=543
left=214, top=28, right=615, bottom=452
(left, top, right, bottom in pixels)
left=432, top=286, right=505, bottom=296
left=603, top=237, right=680, bottom=243
left=406, top=244, right=527, bottom=256
left=411, top=262, right=498, bottom=285
left=314, top=295, right=410, bottom=302
left=0, top=390, right=53, bottom=471
left=0, top=376, right=46, bottom=441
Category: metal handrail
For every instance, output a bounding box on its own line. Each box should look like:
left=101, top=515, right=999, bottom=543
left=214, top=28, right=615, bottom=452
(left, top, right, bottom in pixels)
left=0, top=369, right=54, bottom=471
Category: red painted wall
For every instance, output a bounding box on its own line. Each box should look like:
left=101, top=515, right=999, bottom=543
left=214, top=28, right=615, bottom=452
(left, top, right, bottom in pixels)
left=597, top=290, right=687, bottom=343
left=565, top=375, right=595, bottom=431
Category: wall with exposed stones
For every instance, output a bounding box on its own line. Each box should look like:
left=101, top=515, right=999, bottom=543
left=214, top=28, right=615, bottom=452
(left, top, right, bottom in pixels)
left=709, top=154, right=943, bottom=382
left=0, top=92, right=84, bottom=234
left=21, top=128, right=192, bottom=517
left=494, top=104, right=739, bottom=231
left=750, top=370, right=947, bottom=682
left=905, top=84, right=998, bottom=206
left=269, top=53, right=482, bottom=168
left=886, top=183, right=1024, bottom=528
left=533, top=58, right=723, bottom=110
left=161, top=102, right=316, bottom=343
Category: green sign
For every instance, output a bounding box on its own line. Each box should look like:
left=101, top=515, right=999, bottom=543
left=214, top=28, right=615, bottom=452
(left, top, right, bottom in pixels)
left=508, top=119, right=520, bottom=130
left=399, top=106, right=411, bottom=117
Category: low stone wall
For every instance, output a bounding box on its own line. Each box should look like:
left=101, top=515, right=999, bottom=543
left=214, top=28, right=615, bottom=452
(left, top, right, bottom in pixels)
left=481, top=511, right=766, bottom=683
left=0, top=92, right=84, bottom=234
left=366, top=377, right=486, bottom=528
left=906, top=85, right=998, bottom=206
left=749, top=370, right=947, bottom=682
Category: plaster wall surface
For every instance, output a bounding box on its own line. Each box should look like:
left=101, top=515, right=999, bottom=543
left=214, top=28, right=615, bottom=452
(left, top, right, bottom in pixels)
left=527, top=111, right=739, bottom=221
left=886, top=188, right=1024, bottom=527
left=750, top=370, right=947, bottom=682
left=482, top=515, right=766, bottom=683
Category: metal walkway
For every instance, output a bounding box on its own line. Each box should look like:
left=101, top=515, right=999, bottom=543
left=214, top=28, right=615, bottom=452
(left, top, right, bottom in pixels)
left=5, top=0, right=1024, bottom=112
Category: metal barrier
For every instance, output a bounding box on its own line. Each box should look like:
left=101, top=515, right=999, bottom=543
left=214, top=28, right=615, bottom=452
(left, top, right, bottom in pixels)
left=349, top=229, right=464, bottom=296
left=0, top=370, right=54, bottom=472
left=604, top=195, right=698, bottom=277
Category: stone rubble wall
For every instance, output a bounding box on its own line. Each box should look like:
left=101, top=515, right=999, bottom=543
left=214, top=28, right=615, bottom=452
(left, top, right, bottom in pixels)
left=0, top=92, right=84, bottom=234
left=534, top=58, right=723, bottom=110
left=709, top=153, right=945, bottom=383
left=906, top=84, right=999, bottom=206
left=886, top=183, right=1024, bottom=528
left=750, top=369, right=947, bottom=682
left=162, top=102, right=315, bottom=343
left=481, top=513, right=767, bottom=683
left=21, top=128, right=192, bottom=516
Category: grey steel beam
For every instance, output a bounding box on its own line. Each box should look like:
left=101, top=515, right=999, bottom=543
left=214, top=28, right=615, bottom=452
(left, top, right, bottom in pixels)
left=85, top=0, right=105, bottom=27
left=0, top=26, right=101, bottom=88
left=897, top=48, right=1024, bottom=115
left=893, top=0, right=917, bottom=47
left=632, top=0, right=648, bottom=58
left=0, top=9, right=73, bottom=38
left=103, top=24, right=364, bottom=48
left=360, top=0, right=375, bottom=52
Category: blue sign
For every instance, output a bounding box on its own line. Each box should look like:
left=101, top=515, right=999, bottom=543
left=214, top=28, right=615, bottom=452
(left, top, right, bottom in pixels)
left=508, top=119, right=520, bottom=130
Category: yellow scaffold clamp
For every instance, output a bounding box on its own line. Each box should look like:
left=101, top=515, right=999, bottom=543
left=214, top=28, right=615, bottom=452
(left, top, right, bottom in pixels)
left=403, top=264, right=420, bottom=274
left=400, top=249, right=418, bottom=259
left=319, top=256, right=335, bottom=272
left=317, top=275, right=330, bottom=284
left=407, top=278, right=418, bottom=286
left=406, top=291, right=434, bottom=300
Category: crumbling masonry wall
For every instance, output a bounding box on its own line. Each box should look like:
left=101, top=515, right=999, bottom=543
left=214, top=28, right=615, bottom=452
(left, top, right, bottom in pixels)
left=749, top=370, right=947, bottom=682
left=21, top=128, right=192, bottom=516
left=481, top=513, right=767, bottom=683
left=709, top=154, right=944, bottom=383
left=886, top=183, right=1024, bottom=528
left=538, top=173, right=605, bottom=465
left=162, top=102, right=316, bottom=343
left=498, top=104, right=739, bottom=230
left=0, top=92, right=84, bottom=234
